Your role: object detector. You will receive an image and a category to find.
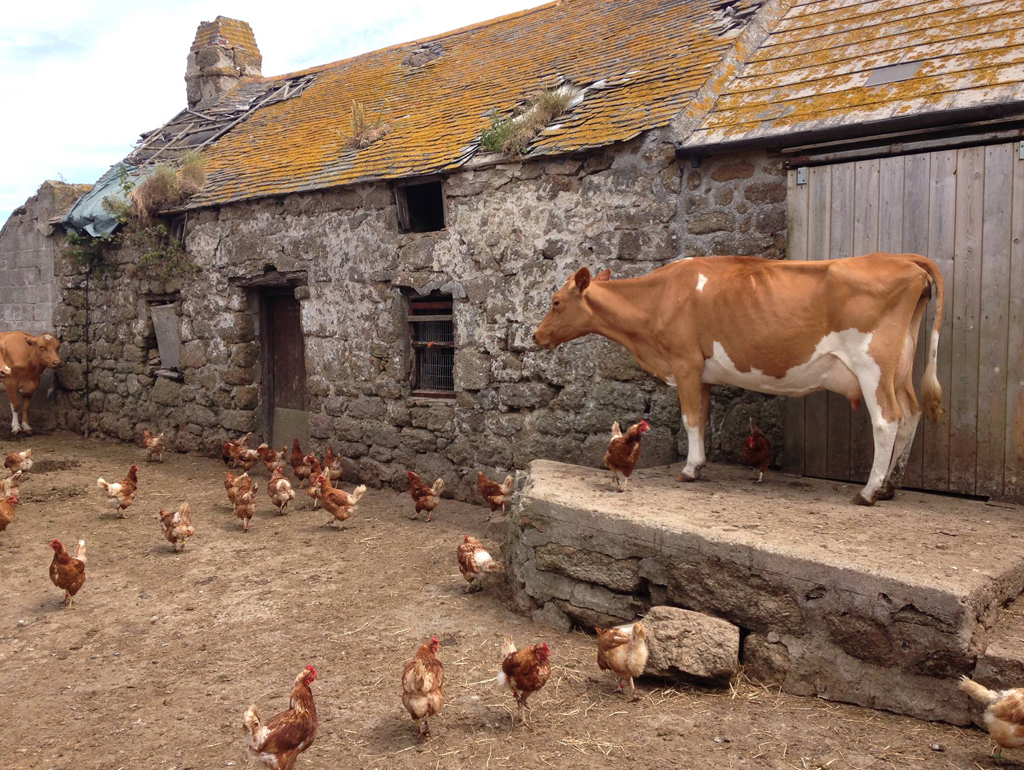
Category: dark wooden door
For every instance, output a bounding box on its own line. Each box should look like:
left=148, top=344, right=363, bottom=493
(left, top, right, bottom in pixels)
left=785, top=144, right=1024, bottom=502
left=260, top=291, right=309, bottom=446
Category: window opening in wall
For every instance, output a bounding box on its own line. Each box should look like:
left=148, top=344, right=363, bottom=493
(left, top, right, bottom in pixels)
left=396, top=179, right=446, bottom=232
left=407, top=294, right=454, bottom=396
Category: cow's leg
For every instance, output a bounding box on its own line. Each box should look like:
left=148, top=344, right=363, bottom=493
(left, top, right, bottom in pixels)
left=878, top=379, right=922, bottom=501
left=853, top=379, right=902, bottom=506
left=19, top=392, right=33, bottom=435
left=675, top=372, right=706, bottom=482
left=4, top=380, right=20, bottom=434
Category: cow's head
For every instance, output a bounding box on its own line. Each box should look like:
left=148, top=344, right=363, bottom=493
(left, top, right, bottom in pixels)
left=27, top=333, right=61, bottom=368
left=532, top=267, right=611, bottom=350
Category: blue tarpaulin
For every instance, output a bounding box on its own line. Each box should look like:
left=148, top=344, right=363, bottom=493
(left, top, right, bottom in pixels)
left=61, top=164, right=151, bottom=237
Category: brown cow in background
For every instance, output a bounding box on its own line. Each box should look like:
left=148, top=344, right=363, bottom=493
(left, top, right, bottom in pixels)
left=0, top=332, right=62, bottom=435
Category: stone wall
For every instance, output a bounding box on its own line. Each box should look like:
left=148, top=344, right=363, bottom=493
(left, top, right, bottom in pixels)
left=51, top=135, right=788, bottom=501
left=0, top=181, right=90, bottom=433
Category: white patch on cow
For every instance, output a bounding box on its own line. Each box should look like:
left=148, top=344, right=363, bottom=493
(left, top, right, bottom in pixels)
left=696, top=273, right=708, bottom=292
left=10, top=412, right=20, bottom=433
left=681, top=415, right=705, bottom=479
left=930, top=329, right=939, bottom=365
left=663, top=374, right=677, bottom=387
left=701, top=329, right=877, bottom=403
left=863, top=418, right=899, bottom=500
left=43, top=334, right=52, bottom=341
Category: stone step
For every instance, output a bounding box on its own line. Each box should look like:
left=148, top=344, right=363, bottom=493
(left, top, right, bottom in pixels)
left=504, top=459, right=1024, bottom=725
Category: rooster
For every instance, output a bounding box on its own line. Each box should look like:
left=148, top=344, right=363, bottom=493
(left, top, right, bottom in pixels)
left=0, top=470, right=23, bottom=497
left=49, top=538, right=86, bottom=608
left=604, top=420, right=649, bottom=491
left=4, top=449, right=33, bottom=473
left=498, top=638, right=551, bottom=726
left=595, top=623, right=648, bottom=701
left=97, top=464, right=139, bottom=517
left=256, top=443, right=288, bottom=474
left=159, top=502, right=195, bottom=552
left=268, top=466, right=296, bottom=514
left=322, top=444, right=343, bottom=483
left=142, top=429, right=165, bottom=463
left=408, top=471, right=444, bottom=522
left=313, top=474, right=366, bottom=527
left=456, top=535, right=503, bottom=593
left=234, top=475, right=259, bottom=532
left=402, top=637, right=444, bottom=741
left=741, top=418, right=772, bottom=483
left=243, top=665, right=319, bottom=770
left=290, top=439, right=313, bottom=486
left=960, top=676, right=1024, bottom=761
left=222, top=432, right=253, bottom=466
left=0, top=494, right=19, bottom=533
left=477, top=471, right=514, bottom=515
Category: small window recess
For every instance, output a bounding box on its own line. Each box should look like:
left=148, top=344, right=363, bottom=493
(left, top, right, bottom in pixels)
left=395, top=176, right=446, bottom=233
left=406, top=293, right=454, bottom=397
left=146, top=297, right=183, bottom=380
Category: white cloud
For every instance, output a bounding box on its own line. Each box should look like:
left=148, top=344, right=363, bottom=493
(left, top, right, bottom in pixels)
left=0, top=0, right=542, bottom=222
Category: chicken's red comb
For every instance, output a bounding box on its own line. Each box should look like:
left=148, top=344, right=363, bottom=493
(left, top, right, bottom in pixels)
left=304, top=665, right=318, bottom=679
left=639, top=419, right=650, bottom=431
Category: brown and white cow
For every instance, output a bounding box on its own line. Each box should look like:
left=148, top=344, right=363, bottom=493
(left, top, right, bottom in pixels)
left=532, top=253, right=945, bottom=505
left=0, top=331, right=62, bottom=435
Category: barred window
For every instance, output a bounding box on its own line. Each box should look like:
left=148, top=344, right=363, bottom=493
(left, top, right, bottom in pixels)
left=407, top=294, right=454, bottom=396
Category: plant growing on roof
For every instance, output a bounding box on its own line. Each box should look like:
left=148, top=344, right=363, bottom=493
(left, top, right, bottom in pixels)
left=130, top=151, right=206, bottom=221
left=480, top=85, right=581, bottom=158
left=344, top=100, right=391, bottom=150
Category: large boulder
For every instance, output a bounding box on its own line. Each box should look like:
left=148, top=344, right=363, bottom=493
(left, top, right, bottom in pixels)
left=644, top=606, right=739, bottom=685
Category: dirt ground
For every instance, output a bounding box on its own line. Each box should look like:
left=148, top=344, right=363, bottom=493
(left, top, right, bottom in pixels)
left=0, top=433, right=1014, bottom=770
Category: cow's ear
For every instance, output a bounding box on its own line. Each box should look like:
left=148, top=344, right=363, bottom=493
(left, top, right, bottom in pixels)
left=24, top=336, right=36, bottom=347
left=594, top=268, right=611, bottom=282
left=573, top=267, right=592, bottom=292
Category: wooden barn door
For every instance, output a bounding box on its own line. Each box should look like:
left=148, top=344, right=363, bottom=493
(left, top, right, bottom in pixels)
left=785, top=143, right=1024, bottom=502
left=260, top=290, right=309, bottom=448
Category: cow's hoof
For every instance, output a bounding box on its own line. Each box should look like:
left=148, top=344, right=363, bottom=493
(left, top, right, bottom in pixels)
left=852, top=492, right=876, bottom=506
left=23, top=428, right=32, bottom=435
left=10, top=428, right=20, bottom=435
left=678, top=470, right=700, bottom=483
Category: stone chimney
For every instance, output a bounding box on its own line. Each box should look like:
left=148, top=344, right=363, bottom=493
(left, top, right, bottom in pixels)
left=185, top=17, right=262, bottom=109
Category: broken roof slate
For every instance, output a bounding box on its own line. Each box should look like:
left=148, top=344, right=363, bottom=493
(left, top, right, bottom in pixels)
left=183, top=0, right=759, bottom=208
left=685, top=0, right=1024, bottom=149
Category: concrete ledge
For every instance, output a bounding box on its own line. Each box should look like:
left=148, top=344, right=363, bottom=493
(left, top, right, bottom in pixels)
left=505, top=460, right=1024, bottom=724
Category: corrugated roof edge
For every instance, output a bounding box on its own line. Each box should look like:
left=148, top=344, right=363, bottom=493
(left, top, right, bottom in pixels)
left=682, top=100, right=1024, bottom=154
left=671, top=0, right=798, bottom=150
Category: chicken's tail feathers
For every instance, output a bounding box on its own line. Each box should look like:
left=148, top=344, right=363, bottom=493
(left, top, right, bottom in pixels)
left=432, top=478, right=445, bottom=495
left=176, top=502, right=192, bottom=522
left=610, top=422, right=622, bottom=440
left=242, top=704, right=263, bottom=748
left=351, top=484, right=367, bottom=502
left=960, top=676, right=999, bottom=705
left=484, top=559, right=505, bottom=573
left=75, top=539, right=87, bottom=563
left=501, top=474, right=514, bottom=493
left=500, top=636, right=517, bottom=659
left=96, top=478, right=110, bottom=492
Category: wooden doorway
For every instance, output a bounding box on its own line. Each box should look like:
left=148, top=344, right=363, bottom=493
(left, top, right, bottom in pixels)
left=259, top=289, right=309, bottom=448
left=785, top=142, right=1024, bottom=502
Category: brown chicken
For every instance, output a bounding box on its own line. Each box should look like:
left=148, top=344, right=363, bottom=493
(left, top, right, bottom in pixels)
left=268, top=466, right=296, bottom=514
left=256, top=443, right=288, bottom=474
left=225, top=469, right=247, bottom=505
left=158, top=502, right=196, bottom=552
left=322, top=444, right=343, bottom=483
left=4, top=449, right=33, bottom=473
left=961, top=676, right=1024, bottom=760
left=741, top=418, right=772, bottom=483
left=222, top=432, right=253, bottom=465
left=407, top=471, right=444, bottom=522
left=233, top=475, right=259, bottom=532
left=304, top=456, right=324, bottom=507
left=49, top=538, right=87, bottom=608
left=0, top=494, right=19, bottom=533
left=603, top=420, right=650, bottom=491
left=498, top=638, right=551, bottom=726
left=142, top=429, right=165, bottom=462
left=477, top=471, right=514, bottom=515
left=595, top=622, right=649, bottom=701
left=96, top=464, right=139, bottom=517
left=456, top=535, right=503, bottom=592
left=0, top=470, right=23, bottom=497
left=313, top=474, right=366, bottom=527
left=402, top=637, right=444, bottom=741
left=243, top=665, right=319, bottom=770
left=290, top=439, right=312, bottom=486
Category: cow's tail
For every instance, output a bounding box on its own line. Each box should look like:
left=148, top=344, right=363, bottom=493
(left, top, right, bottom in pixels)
left=910, top=255, right=946, bottom=424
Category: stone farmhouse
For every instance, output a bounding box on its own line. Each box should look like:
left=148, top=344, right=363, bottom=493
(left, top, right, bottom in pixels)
left=1, top=0, right=1023, bottom=504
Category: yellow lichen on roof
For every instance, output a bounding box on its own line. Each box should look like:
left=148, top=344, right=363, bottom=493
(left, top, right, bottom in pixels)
left=187, top=0, right=744, bottom=209
left=685, top=0, right=1024, bottom=148
left=191, top=16, right=259, bottom=55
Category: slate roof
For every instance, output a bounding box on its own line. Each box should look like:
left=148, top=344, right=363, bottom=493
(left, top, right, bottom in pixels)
left=182, top=0, right=764, bottom=208
left=685, top=0, right=1024, bottom=149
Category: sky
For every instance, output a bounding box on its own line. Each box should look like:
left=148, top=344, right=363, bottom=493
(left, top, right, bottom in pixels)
left=0, top=0, right=543, bottom=223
